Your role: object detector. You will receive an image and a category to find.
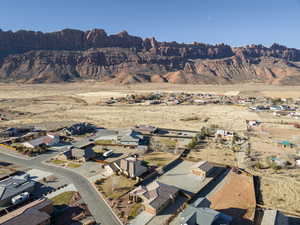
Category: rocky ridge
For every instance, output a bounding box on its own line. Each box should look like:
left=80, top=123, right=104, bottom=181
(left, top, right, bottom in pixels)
left=0, top=28, right=300, bottom=84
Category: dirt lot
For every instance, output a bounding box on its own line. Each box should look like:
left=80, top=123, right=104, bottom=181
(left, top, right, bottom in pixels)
left=208, top=170, right=256, bottom=225
left=187, top=145, right=236, bottom=167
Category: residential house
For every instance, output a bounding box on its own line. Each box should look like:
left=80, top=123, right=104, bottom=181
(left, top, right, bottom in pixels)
left=270, top=157, right=287, bottom=168
left=270, top=105, right=284, bottom=111
left=180, top=197, right=232, bottom=225
left=90, top=129, right=118, bottom=142
left=62, top=122, right=96, bottom=136
left=117, top=129, right=145, bottom=146
left=261, top=210, right=288, bottom=225
left=134, top=125, right=158, bottom=135
left=58, top=148, right=96, bottom=162
left=214, top=130, right=233, bottom=140
left=0, top=175, right=36, bottom=207
left=0, top=127, right=34, bottom=138
left=22, top=134, right=59, bottom=149
left=246, top=120, right=261, bottom=127
left=90, top=128, right=147, bottom=147
left=58, top=140, right=96, bottom=162
left=249, top=105, right=269, bottom=112
left=130, top=181, right=179, bottom=215
left=113, top=157, right=148, bottom=178
left=191, top=161, right=215, bottom=177
left=71, top=140, right=95, bottom=149
left=0, top=198, right=53, bottom=225
left=278, top=141, right=296, bottom=148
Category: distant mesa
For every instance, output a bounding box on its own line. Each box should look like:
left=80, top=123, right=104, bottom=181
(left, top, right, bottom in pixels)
left=0, top=28, right=300, bottom=85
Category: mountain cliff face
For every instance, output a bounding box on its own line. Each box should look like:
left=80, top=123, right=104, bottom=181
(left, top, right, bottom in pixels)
left=0, top=28, right=300, bottom=84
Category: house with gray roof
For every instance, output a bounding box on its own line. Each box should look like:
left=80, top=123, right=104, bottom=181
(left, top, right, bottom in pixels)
left=0, top=175, right=36, bottom=207
left=180, top=198, right=232, bottom=225
left=71, top=139, right=94, bottom=149
left=90, top=129, right=118, bottom=142
left=70, top=148, right=96, bottom=162
left=130, top=181, right=179, bottom=215
left=134, top=125, right=158, bottom=134
left=118, top=157, right=148, bottom=178
left=117, top=129, right=145, bottom=146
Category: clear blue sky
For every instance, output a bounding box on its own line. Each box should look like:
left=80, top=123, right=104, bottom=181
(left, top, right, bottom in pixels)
left=1, top=0, right=300, bottom=48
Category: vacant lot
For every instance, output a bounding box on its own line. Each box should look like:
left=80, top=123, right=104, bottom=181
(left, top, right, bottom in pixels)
left=260, top=177, right=300, bottom=214
left=188, top=145, right=236, bottom=166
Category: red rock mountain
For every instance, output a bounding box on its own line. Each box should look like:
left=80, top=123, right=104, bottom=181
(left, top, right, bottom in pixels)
left=0, top=28, right=300, bottom=84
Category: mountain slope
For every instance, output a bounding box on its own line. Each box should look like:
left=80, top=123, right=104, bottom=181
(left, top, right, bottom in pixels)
left=0, top=28, right=300, bottom=85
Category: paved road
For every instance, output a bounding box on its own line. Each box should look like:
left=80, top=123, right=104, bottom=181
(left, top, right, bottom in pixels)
left=0, top=152, right=122, bottom=225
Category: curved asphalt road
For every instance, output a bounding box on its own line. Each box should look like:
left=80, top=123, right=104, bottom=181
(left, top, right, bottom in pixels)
left=0, top=152, right=121, bottom=225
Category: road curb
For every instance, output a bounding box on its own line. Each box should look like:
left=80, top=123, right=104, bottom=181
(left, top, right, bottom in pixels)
left=90, top=180, right=124, bottom=225
left=42, top=160, right=123, bottom=225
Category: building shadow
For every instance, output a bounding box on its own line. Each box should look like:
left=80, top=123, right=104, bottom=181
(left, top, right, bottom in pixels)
left=288, top=216, right=300, bottom=225
left=219, top=208, right=254, bottom=225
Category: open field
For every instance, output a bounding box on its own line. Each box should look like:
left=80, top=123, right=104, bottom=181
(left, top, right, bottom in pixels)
left=260, top=177, right=300, bottom=214
left=1, top=82, right=300, bottom=130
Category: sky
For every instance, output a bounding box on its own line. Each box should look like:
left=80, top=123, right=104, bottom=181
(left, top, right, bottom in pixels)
left=1, top=0, right=300, bottom=48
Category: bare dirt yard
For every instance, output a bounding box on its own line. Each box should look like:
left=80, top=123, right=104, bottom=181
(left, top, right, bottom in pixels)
left=208, top=170, right=256, bottom=225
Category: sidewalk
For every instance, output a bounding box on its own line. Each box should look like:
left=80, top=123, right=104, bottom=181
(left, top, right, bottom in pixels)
left=46, top=184, right=77, bottom=198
